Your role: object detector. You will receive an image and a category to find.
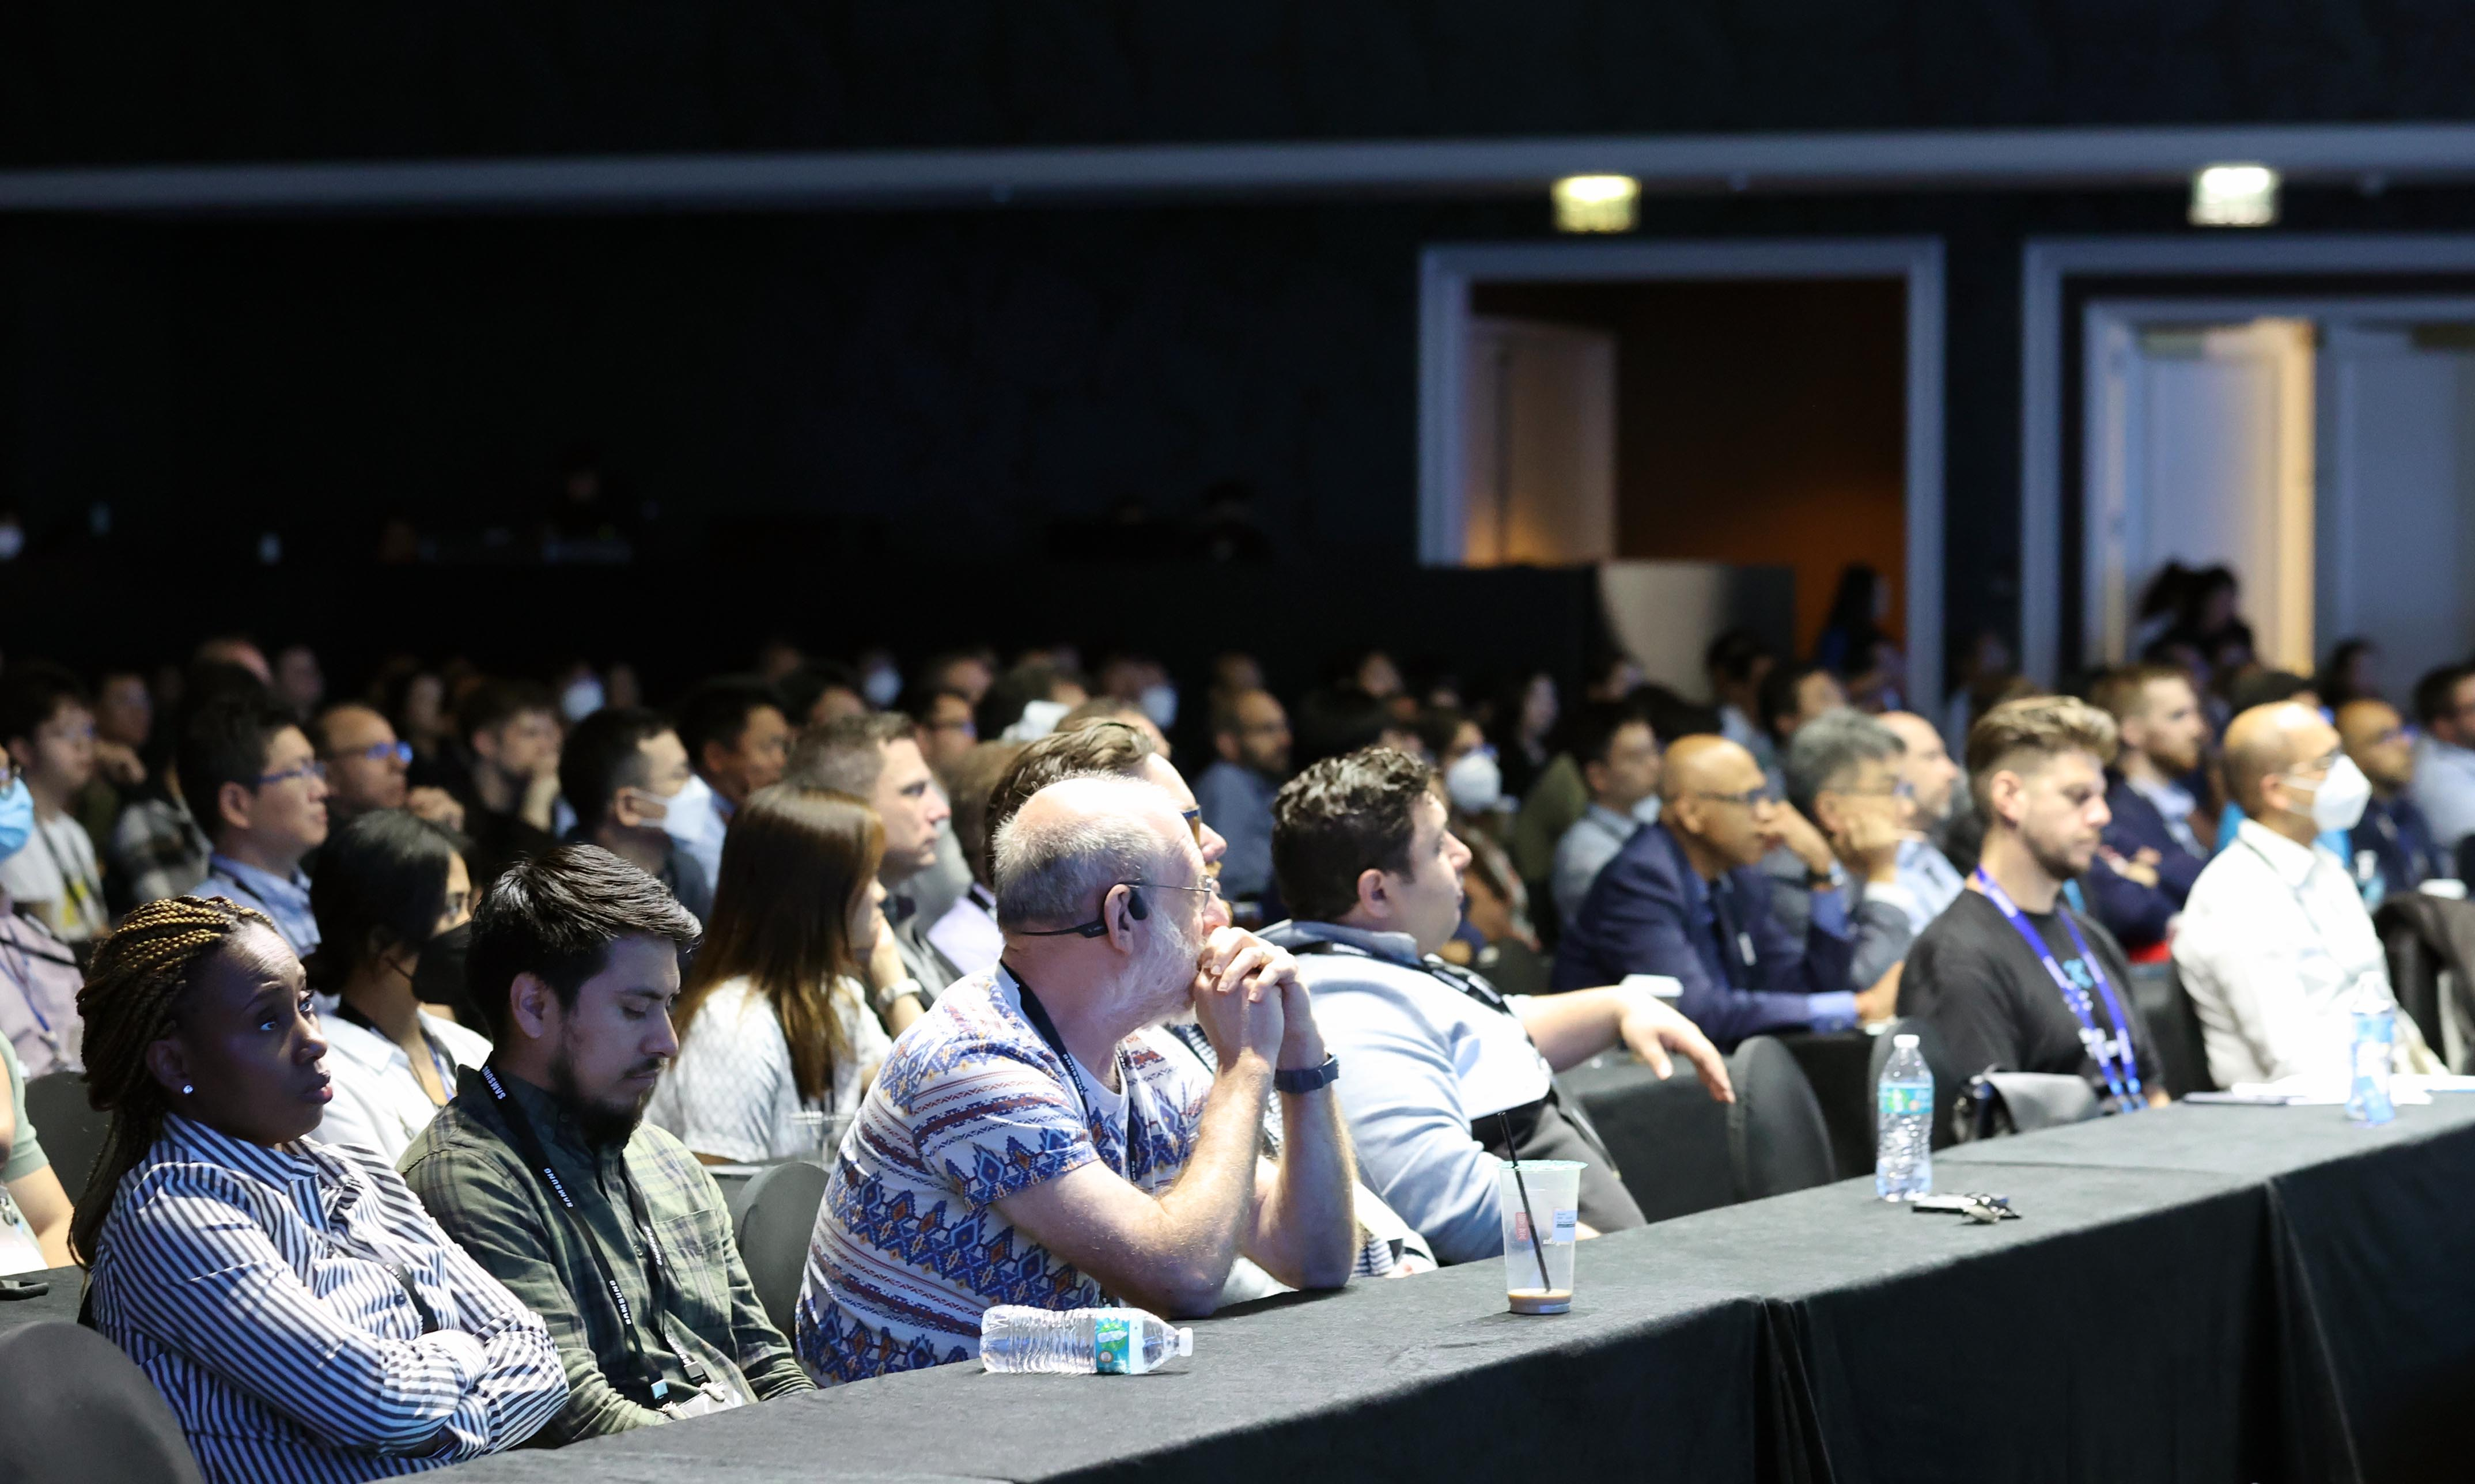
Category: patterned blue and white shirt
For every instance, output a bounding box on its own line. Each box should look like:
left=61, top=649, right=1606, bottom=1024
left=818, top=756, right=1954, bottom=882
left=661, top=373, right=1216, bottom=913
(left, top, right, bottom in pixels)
left=793, top=967, right=1210, bottom=1385
left=205, top=854, right=322, bottom=957
left=88, top=1116, right=566, bottom=1484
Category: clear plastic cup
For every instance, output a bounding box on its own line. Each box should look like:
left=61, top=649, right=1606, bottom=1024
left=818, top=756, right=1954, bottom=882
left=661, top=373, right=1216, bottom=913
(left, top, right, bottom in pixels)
left=1498, top=1160, right=1584, bottom=1314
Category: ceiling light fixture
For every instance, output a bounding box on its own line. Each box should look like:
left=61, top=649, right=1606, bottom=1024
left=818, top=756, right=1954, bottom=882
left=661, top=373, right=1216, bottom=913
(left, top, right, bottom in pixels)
left=1553, top=175, right=1640, bottom=233
left=2190, top=164, right=2280, bottom=228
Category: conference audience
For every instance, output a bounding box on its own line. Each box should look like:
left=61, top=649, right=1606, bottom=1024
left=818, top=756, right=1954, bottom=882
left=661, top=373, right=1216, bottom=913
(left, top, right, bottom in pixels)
left=784, top=714, right=953, bottom=1014
left=78, top=896, right=566, bottom=1483
left=74, top=667, right=154, bottom=862
left=2084, top=664, right=2211, bottom=952
left=1195, top=687, right=1291, bottom=903
left=557, top=706, right=714, bottom=922
left=794, top=773, right=1356, bottom=1383
left=1266, top=747, right=1730, bottom=1263
left=0, top=664, right=109, bottom=944
left=1549, top=701, right=1660, bottom=928
left=2336, top=698, right=2450, bottom=903
left=400, top=846, right=813, bottom=1439
left=1766, top=710, right=1916, bottom=995
left=306, top=811, right=490, bottom=1162
left=2409, top=662, right=2475, bottom=854
left=673, top=679, right=791, bottom=887
left=0, top=1034, right=73, bottom=1270
left=646, top=786, right=896, bottom=1161
left=1755, top=662, right=1846, bottom=785
left=903, top=684, right=979, bottom=775
left=1877, top=710, right=1967, bottom=931
left=1489, top=669, right=1560, bottom=804
left=921, top=739, right=1026, bottom=981
left=188, top=693, right=330, bottom=957
left=0, top=758, right=85, bottom=1076
left=444, top=682, right=565, bottom=889
left=315, top=702, right=466, bottom=835
left=2174, top=702, right=2440, bottom=1087
left=1705, top=629, right=1778, bottom=768
left=1898, top=698, right=2166, bottom=1111
left=1552, top=736, right=1867, bottom=1043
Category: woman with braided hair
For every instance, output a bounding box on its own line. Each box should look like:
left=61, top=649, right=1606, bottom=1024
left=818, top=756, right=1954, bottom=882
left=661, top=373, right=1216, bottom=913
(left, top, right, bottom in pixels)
left=77, top=896, right=567, bottom=1484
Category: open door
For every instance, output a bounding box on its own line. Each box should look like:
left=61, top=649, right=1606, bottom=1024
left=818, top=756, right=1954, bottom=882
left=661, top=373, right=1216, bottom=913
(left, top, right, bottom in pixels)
left=1460, top=316, right=1615, bottom=566
left=2085, top=317, right=2315, bottom=670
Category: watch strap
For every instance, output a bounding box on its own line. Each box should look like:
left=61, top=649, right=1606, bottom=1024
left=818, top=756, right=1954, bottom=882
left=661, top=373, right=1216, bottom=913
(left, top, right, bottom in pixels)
left=1274, top=1054, right=1340, bottom=1094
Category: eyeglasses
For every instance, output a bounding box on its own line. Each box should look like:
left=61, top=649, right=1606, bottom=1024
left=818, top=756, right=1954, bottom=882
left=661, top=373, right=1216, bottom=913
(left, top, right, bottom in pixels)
left=255, top=760, right=328, bottom=789
left=331, top=740, right=413, bottom=767
left=1015, top=877, right=1224, bottom=938
left=1693, top=785, right=1780, bottom=809
left=1826, top=779, right=1915, bottom=800
left=1136, top=877, right=1225, bottom=903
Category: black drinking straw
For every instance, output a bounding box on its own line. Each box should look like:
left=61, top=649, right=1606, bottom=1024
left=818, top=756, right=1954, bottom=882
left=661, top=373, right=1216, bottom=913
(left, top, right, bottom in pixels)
left=1498, top=1111, right=1553, bottom=1297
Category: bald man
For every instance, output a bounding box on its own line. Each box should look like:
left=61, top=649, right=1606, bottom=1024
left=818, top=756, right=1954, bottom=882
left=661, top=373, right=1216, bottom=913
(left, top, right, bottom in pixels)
left=2173, top=702, right=2439, bottom=1088
left=1552, top=735, right=1870, bottom=1046
left=2336, top=698, right=2451, bottom=903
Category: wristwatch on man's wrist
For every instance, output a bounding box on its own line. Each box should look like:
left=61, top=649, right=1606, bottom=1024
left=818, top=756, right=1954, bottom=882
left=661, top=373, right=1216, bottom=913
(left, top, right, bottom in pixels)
left=1273, top=1054, right=1341, bottom=1094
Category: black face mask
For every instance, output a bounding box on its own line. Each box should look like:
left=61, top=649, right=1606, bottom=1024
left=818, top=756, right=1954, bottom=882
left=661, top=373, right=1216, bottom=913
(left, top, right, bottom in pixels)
left=411, top=919, right=475, bottom=1023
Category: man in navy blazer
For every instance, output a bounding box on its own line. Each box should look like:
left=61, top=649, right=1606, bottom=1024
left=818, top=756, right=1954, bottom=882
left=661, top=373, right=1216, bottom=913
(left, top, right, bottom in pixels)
left=2084, top=666, right=2211, bottom=951
left=1554, top=736, right=1893, bottom=1047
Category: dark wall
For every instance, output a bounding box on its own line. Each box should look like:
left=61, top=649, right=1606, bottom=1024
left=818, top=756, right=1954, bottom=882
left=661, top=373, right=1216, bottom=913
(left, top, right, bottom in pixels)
left=9, top=1, right=2475, bottom=166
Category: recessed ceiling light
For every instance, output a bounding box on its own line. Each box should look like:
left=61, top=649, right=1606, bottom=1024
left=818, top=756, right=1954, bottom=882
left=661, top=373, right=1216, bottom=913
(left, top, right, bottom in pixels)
left=1553, top=175, right=1640, bottom=233
left=2190, top=164, right=2280, bottom=228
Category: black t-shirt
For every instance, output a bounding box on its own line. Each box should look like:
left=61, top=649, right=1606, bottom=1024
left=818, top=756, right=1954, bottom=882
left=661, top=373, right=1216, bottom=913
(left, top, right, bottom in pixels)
left=1898, top=889, right=2160, bottom=1101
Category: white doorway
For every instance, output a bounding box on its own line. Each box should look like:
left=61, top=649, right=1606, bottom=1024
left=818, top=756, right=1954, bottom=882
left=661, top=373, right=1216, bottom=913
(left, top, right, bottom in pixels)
left=2080, top=296, right=2475, bottom=688
left=1460, top=316, right=1617, bottom=565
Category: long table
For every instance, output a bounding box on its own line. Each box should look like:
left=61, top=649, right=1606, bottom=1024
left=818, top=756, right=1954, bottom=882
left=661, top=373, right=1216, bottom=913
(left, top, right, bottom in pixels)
left=14, top=1099, right=2474, bottom=1483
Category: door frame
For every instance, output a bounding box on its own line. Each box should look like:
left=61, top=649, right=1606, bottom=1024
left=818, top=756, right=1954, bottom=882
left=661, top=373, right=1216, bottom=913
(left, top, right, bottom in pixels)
left=2019, top=234, right=2475, bottom=686
left=1417, top=238, right=1946, bottom=717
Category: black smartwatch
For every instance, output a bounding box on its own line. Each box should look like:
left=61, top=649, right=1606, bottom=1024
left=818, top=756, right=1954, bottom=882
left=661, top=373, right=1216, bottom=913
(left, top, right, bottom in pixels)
left=1273, top=1054, right=1341, bottom=1094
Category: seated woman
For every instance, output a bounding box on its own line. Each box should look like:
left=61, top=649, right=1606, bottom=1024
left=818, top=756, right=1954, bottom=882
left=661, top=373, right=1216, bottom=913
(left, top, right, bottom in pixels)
left=309, top=811, right=491, bottom=1161
left=76, top=896, right=566, bottom=1484
left=648, top=785, right=894, bottom=1164
left=0, top=1034, right=71, bottom=1271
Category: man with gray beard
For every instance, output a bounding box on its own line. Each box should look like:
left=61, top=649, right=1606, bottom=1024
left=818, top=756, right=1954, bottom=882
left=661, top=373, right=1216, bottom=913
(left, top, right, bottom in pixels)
left=792, top=773, right=1359, bottom=1385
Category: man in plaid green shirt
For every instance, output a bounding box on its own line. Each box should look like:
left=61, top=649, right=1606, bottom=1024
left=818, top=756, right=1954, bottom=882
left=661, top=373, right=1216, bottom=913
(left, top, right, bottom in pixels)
left=401, top=845, right=811, bottom=1443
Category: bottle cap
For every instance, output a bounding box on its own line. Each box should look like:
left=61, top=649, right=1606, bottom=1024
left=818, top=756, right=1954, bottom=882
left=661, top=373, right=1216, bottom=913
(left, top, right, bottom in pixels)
left=1175, top=1327, right=1194, bottom=1357
left=1893, top=1033, right=1919, bottom=1048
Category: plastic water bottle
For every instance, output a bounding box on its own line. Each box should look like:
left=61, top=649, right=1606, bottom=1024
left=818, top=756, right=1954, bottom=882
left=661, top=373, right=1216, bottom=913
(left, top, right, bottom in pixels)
left=2347, top=1008, right=2397, bottom=1126
left=1875, top=1034, right=1933, bottom=1201
left=979, top=1305, right=1194, bottom=1375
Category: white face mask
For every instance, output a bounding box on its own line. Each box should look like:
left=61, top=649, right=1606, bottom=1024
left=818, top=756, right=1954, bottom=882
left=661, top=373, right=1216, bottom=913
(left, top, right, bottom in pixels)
left=646, top=771, right=718, bottom=845
left=860, top=664, right=903, bottom=710
left=1444, top=747, right=1503, bottom=813
left=1139, top=683, right=1179, bottom=730
left=2289, top=754, right=2372, bottom=833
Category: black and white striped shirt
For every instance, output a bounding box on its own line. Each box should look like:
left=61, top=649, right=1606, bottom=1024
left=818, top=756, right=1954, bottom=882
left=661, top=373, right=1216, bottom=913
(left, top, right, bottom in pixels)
left=88, top=1116, right=568, bottom=1484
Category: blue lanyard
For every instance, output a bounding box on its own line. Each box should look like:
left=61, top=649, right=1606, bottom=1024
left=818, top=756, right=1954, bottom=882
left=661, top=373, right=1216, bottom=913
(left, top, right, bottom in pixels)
left=1971, top=870, right=2145, bottom=1114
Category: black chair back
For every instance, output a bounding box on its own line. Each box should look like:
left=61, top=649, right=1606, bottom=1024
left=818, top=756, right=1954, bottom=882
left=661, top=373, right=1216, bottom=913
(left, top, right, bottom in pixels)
left=1558, top=1058, right=1735, bottom=1224
left=23, top=1073, right=106, bottom=1203
left=1725, top=1035, right=1837, bottom=1199
left=732, top=1161, right=829, bottom=1335
left=0, top=1320, right=203, bottom=1484
left=2122, top=960, right=2216, bottom=1097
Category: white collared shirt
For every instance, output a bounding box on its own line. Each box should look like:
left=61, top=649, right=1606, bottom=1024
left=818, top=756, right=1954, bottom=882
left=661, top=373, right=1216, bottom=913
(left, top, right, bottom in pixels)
left=2171, top=817, right=2432, bottom=1086
left=312, top=995, right=492, bottom=1164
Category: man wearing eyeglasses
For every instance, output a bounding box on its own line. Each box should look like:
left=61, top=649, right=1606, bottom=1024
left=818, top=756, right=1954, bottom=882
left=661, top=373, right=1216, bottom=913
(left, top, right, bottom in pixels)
left=1551, top=735, right=1863, bottom=1046
left=2175, top=702, right=2441, bottom=1088
left=184, top=693, right=330, bottom=956
left=1765, top=710, right=1917, bottom=1012
left=793, top=772, right=1357, bottom=1384
left=313, top=703, right=466, bottom=835
left=2335, top=699, right=2451, bottom=905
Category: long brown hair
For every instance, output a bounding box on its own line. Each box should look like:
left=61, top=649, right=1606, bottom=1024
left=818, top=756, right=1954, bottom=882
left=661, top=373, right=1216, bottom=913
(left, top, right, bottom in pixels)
left=676, top=785, right=883, bottom=1104
left=71, top=895, right=275, bottom=1266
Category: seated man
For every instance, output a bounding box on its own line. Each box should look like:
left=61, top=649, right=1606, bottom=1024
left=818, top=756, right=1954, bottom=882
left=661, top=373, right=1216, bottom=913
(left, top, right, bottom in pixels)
left=1899, top=698, right=2167, bottom=1112
left=922, top=739, right=1028, bottom=982
left=1765, top=709, right=1916, bottom=997
left=0, top=664, right=108, bottom=945
left=1194, top=687, right=1291, bottom=905
left=444, top=681, right=565, bottom=891
left=785, top=714, right=954, bottom=1015
left=673, top=678, right=792, bottom=888
left=2335, top=698, right=2451, bottom=903
left=1878, top=710, right=1967, bottom=930
left=400, top=846, right=814, bottom=1438
left=1549, top=701, right=1660, bottom=929
left=794, top=773, right=1357, bottom=1384
left=557, top=707, right=713, bottom=922
left=1266, top=748, right=1729, bottom=1264
left=314, top=702, right=465, bottom=835
left=1553, top=736, right=1869, bottom=1045
left=2410, top=662, right=2475, bottom=855
left=2174, top=702, right=2441, bottom=1087
left=2084, top=665, right=2211, bottom=953
left=188, top=693, right=331, bottom=956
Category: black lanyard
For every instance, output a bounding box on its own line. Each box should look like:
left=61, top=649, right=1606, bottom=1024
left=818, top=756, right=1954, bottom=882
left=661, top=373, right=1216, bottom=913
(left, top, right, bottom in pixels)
left=476, top=1066, right=707, bottom=1403
left=1003, top=967, right=1142, bottom=1180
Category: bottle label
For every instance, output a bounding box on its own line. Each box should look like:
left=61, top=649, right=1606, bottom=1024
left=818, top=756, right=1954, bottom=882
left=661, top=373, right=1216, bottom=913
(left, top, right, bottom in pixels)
left=1092, top=1311, right=1142, bottom=1375
left=1878, top=1082, right=1933, bottom=1118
